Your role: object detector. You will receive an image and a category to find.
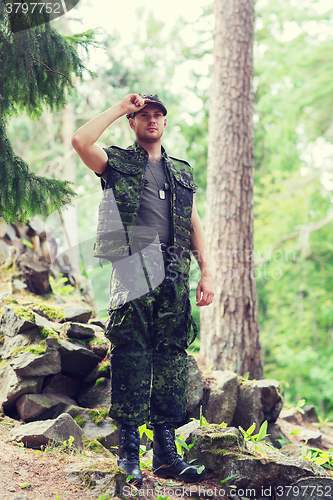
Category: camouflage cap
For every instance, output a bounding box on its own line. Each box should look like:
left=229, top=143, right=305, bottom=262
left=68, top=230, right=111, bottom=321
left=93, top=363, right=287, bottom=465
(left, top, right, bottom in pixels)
left=126, top=94, right=167, bottom=119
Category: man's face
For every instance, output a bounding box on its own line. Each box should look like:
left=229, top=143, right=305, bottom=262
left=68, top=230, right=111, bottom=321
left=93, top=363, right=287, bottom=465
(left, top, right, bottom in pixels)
left=129, top=104, right=167, bottom=143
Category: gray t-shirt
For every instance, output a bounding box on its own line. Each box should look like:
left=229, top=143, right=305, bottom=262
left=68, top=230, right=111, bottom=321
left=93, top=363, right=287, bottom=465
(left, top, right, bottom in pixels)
left=136, top=158, right=171, bottom=245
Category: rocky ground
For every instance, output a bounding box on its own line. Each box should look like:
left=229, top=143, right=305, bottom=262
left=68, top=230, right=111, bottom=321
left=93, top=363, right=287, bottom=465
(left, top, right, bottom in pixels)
left=1, top=221, right=333, bottom=500
left=0, top=408, right=333, bottom=500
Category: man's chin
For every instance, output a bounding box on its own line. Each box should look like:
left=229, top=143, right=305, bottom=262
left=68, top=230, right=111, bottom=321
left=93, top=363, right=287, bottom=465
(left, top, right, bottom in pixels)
left=138, top=133, right=162, bottom=143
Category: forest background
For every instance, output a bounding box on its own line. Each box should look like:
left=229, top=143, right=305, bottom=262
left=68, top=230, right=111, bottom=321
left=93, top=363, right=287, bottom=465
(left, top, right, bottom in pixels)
left=5, top=0, right=333, bottom=418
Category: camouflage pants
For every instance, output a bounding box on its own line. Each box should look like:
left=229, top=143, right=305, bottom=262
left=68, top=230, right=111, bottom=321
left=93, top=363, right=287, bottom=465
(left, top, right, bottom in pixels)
left=105, top=261, right=192, bottom=426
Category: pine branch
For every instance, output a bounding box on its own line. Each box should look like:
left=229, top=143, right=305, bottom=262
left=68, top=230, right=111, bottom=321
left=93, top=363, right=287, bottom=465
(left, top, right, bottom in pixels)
left=256, top=209, right=333, bottom=265
left=29, top=57, right=68, bottom=79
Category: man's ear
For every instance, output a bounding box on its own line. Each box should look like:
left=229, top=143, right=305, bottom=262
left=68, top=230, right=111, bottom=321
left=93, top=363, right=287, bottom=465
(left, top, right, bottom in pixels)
left=163, top=118, right=167, bottom=129
left=129, top=118, right=135, bottom=131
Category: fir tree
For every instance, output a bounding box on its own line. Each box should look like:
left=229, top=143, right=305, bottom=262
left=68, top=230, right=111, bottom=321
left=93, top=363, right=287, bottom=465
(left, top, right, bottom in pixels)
left=0, top=2, right=95, bottom=222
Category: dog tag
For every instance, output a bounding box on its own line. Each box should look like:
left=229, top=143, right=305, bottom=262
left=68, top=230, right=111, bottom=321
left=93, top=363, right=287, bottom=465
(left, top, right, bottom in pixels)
left=159, top=189, right=166, bottom=200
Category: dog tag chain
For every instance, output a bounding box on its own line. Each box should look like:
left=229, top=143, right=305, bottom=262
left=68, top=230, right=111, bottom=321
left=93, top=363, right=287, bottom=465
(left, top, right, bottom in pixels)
left=147, top=163, right=169, bottom=200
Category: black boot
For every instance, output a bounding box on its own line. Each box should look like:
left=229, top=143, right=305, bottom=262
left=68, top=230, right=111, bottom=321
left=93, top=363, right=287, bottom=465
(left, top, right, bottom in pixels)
left=117, top=423, right=143, bottom=487
left=153, top=423, right=205, bottom=483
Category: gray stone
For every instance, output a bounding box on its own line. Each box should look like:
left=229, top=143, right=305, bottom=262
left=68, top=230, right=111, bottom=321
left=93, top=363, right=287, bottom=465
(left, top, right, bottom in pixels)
left=280, top=443, right=304, bottom=460
left=16, top=393, right=76, bottom=422
left=176, top=420, right=200, bottom=443
left=27, top=216, right=45, bottom=236
left=185, top=424, right=328, bottom=492
left=68, top=407, right=118, bottom=450
left=0, top=328, right=40, bottom=359
left=56, top=338, right=102, bottom=376
left=0, top=239, right=11, bottom=265
left=10, top=413, right=83, bottom=450
left=16, top=254, right=51, bottom=295
left=302, top=405, right=319, bottom=423
left=186, top=355, right=204, bottom=417
left=62, top=322, right=96, bottom=339
left=10, top=350, right=61, bottom=377
left=266, top=422, right=290, bottom=449
left=84, top=361, right=110, bottom=384
left=12, top=279, right=27, bottom=290
left=33, top=311, right=60, bottom=332
left=281, top=477, right=333, bottom=500
left=87, top=321, right=105, bottom=333
left=78, top=379, right=111, bottom=409
left=298, top=428, right=322, bottom=446
left=62, top=304, right=92, bottom=323
left=0, top=305, right=35, bottom=337
left=204, top=370, right=238, bottom=425
left=254, top=379, right=284, bottom=421
left=89, top=336, right=109, bottom=358
left=3, top=223, right=16, bottom=241
left=42, top=373, right=81, bottom=398
left=0, top=364, right=43, bottom=410
left=231, top=378, right=283, bottom=432
left=64, top=461, right=126, bottom=497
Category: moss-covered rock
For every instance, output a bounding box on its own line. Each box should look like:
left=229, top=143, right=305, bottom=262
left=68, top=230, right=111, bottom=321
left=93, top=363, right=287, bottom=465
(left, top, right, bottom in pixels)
left=185, top=424, right=329, bottom=491
left=9, top=305, right=35, bottom=322
left=0, top=305, right=36, bottom=337
left=65, top=460, right=126, bottom=498
left=88, top=408, right=109, bottom=426
left=38, top=326, right=59, bottom=339
left=33, top=303, right=65, bottom=322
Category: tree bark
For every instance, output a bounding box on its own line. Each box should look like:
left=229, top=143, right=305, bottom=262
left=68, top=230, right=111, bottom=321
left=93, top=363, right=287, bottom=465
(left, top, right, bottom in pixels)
left=200, top=0, right=264, bottom=379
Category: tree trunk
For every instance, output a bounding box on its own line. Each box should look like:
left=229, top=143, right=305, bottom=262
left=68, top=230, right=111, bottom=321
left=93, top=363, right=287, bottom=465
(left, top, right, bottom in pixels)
left=200, top=0, right=264, bottom=379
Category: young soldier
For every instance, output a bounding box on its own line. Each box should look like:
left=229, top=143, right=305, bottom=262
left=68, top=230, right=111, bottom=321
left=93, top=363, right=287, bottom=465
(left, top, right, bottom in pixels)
left=72, top=93, right=214, bottom=486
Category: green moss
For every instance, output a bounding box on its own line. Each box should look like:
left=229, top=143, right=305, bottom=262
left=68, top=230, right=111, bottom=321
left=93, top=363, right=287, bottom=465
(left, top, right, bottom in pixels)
left=10, top=305, right=35, bottom=323
left=38, top=326, right=59, bottom=339
left=0, top=359, right=9, bottom=369
left=74, top=414, right=87, bottom=428
left=35, top=304, right=65, bottom=322
left=97, top=361, right=110, bottom=374
left=88, top=409, right=108, bottom=426
left=89, top=337, right=101, bottom=345
left=11, top=340, right=48, bottom=357
left=82, top=436, right=111, bottom=457
left=2, top=297, right=18, bottom=305
left=94, top=377, right=107, bottom=388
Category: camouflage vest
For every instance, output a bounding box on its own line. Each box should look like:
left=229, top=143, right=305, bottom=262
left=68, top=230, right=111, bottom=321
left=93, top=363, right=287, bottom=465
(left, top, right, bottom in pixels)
left=93, top=140, right=197, bottom=276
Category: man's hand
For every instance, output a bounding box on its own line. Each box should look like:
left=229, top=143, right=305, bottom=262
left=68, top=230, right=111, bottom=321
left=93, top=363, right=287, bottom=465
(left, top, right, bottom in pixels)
left=196, top=275, right=214, bottom=307
left=120, top=94, right=151, bottom=116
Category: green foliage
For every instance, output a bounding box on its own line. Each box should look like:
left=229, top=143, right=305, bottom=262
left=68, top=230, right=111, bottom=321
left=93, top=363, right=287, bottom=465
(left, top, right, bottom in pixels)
left=0, top=4, right=96, bottom=222
left=49, top=275, right=75, bottom=296
left=301, top=445, right=333, bottom=470
left=239, top=421, right=270, bottom=452
left=252, top=0, right=333, bottom=418
left=5, top=1, right=333, bottom=419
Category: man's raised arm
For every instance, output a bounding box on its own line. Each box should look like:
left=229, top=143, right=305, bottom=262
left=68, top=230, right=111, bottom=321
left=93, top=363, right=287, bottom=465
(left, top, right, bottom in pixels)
left=71, top=94, right=149, bottom=174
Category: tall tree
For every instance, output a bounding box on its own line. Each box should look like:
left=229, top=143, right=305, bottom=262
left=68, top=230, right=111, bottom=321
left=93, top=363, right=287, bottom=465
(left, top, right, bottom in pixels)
left=200, top=0, right=264, bottom=379
left=0, top=3, right=95, bottom=222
